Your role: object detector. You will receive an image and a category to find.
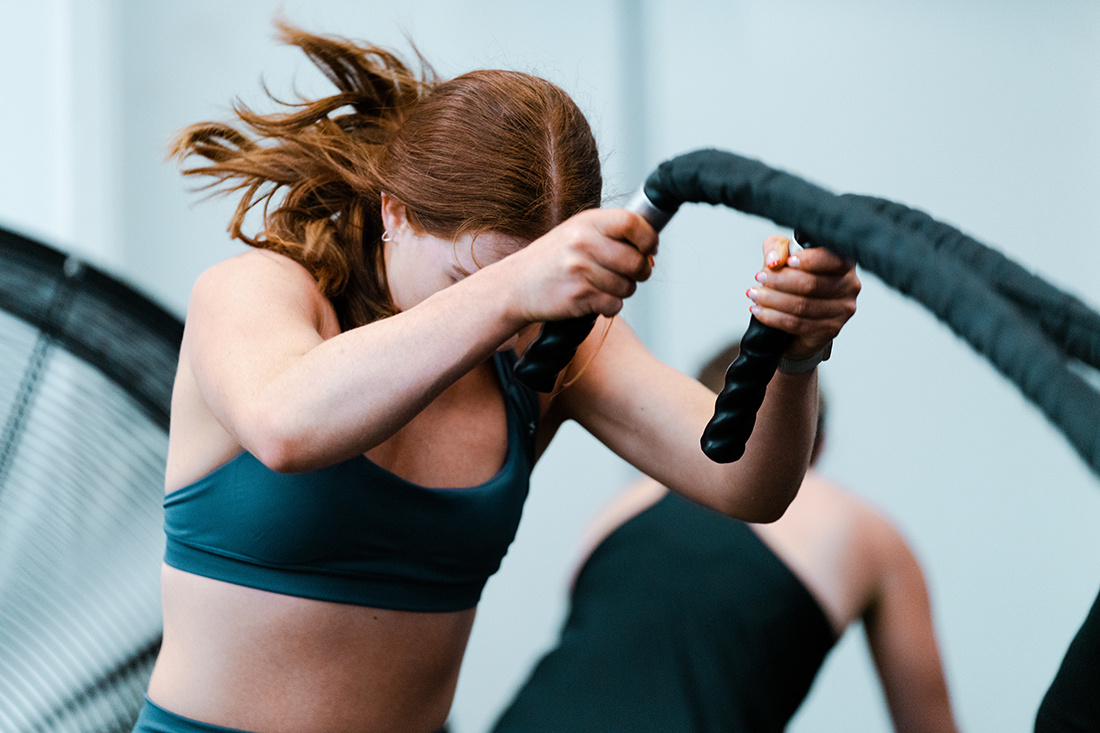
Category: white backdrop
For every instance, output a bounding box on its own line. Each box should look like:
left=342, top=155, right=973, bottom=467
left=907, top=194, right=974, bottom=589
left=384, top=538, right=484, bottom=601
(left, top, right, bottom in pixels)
left=2, top=2, right=1099, bottom=731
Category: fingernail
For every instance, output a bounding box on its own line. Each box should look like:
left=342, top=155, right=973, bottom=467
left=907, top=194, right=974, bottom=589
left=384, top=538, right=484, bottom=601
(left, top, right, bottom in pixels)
left=750, top=305, right=762, bottom=315
left=648, top=254, right=656, bottom=267
left=788, top=255, right=801, bottom=268
left=755, top=271, right=767, bottom=284
left=765, top=252, right=781, bottom=268
left=746, top=288, right=759, bottom=302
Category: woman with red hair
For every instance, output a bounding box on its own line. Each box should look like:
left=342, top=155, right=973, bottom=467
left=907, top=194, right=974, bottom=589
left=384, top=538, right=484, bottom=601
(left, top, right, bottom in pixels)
left=135, top=21, right=860, bottom=733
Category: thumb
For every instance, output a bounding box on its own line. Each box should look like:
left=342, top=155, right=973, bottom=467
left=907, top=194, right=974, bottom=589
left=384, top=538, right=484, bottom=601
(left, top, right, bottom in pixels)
left=763, top=235, right=792, bottom=270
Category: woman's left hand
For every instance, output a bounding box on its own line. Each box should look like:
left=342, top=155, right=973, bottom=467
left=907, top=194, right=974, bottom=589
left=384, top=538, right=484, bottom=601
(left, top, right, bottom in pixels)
left=745, top=234, right=861, bottom=359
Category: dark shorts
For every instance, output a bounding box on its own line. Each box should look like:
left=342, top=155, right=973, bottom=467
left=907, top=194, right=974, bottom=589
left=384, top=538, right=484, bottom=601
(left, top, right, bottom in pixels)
left=132, top=697, right=451, bottom=733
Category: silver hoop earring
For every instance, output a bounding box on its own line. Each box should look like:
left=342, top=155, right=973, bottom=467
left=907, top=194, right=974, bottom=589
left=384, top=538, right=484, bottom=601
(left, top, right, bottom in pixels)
left=381, top=230, right=393, bottom=243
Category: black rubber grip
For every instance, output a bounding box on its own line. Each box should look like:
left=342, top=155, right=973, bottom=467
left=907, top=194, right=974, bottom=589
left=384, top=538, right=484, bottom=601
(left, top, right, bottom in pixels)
left=513, top=190, right=674, bottom=393
left=700, top=228, right=817, bottom=463
left=511, top=313, right=599, bottom=393
left=699, top=317, right=792, bottom=462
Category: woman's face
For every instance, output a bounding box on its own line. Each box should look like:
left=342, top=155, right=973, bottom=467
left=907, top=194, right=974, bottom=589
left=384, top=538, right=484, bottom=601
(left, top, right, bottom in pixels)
left=383, top=226, right=522, bottom=312
left=381, top=193, right=527, bottom=313
left=384, top=226, right=533, bottom=352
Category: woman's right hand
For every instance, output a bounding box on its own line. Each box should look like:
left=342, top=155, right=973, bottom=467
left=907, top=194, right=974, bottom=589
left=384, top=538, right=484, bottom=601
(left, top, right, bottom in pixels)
left=497, top=208, right=658, bottom=325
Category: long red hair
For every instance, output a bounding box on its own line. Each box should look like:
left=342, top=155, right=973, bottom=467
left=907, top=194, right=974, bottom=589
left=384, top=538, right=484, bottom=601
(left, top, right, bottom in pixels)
left=170, top=21, right=603, bottom=331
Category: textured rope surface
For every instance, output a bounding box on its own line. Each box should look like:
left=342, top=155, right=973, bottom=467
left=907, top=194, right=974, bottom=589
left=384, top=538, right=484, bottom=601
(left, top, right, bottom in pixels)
left=649, top=149, right=1100, bottom=475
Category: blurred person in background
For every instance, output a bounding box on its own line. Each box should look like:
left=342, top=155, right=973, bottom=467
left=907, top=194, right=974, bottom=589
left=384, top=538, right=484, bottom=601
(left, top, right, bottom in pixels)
left=492, top=340, right=958, bottom=733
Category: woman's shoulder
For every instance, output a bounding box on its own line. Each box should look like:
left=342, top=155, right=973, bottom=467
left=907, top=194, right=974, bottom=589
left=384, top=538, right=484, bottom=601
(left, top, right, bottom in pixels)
left=763, top=474, right=922, bottom=631
left=191, top=249, right=326, bottom=305
left=798, top=474, right=912, bottom=553
left=188, top=249, right=339, bottom=333
left=195, top=248, right=319, bottom=290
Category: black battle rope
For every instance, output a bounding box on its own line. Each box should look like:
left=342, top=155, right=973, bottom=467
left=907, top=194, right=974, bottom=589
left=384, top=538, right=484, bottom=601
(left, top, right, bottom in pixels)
left=846, top=193, right=1100, bottom=368
left=514, top=148, right=1100, bottom=475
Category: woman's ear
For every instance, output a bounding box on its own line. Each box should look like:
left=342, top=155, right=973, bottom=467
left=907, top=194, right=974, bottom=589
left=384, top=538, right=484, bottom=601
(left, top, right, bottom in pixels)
left=380, top=192, right=409, bottom=233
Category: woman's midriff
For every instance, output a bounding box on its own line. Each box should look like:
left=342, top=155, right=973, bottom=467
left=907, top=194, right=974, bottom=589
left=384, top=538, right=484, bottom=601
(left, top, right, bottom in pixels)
left=147, top=565, right=475, bottom=733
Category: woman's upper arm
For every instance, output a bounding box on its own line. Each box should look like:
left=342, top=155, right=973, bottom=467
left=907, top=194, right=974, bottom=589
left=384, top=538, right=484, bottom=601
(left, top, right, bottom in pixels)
left=862, top=521, right=960, bottom=733
left=182, top=251, right=330, bottom=459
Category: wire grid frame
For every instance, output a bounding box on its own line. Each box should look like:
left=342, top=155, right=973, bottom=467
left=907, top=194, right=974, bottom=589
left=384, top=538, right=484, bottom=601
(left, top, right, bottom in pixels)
left=0, top=227, right=182, bottom=732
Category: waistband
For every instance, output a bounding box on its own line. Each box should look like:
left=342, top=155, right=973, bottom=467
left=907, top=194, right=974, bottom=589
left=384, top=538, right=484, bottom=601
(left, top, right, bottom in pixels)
left=133, top=698, right=253, bottom=733
left=133, top=697, right=452, bottom=733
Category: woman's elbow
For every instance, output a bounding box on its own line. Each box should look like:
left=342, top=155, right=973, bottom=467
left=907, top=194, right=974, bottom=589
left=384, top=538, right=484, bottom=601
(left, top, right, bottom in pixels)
left=736, top=500, right=791, bottom=524
left=721, top=486, right=798, bottom=524
left=238, top=403, right=320, bottom=473
left=251, top=436, right=312, bottom=473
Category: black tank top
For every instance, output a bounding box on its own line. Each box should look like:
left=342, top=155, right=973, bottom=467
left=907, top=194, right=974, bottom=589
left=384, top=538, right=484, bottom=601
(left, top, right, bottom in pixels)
left=492, top=491, right=837, bottom=732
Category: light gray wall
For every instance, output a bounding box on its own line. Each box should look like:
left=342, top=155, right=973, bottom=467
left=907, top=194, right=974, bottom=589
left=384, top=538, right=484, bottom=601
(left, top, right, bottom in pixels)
left=2, top=2, right=1099, bottom=732
left=0, top=0, right=122, bottom=267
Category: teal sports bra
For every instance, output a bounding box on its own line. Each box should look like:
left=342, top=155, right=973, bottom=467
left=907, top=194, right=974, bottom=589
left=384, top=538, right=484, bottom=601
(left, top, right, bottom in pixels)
left=162, top=351, right=539, bottom=612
